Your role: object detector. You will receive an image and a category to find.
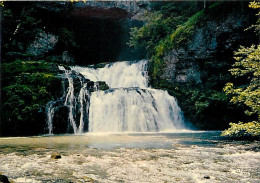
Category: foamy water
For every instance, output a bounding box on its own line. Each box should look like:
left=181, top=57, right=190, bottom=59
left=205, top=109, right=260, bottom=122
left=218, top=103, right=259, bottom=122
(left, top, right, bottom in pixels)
left=0, top=132, right=259, bottom=183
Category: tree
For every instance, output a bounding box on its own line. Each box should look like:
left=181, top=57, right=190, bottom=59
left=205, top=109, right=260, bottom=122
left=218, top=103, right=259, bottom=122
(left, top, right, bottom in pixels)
left=222, top=1, right=260, bottom=138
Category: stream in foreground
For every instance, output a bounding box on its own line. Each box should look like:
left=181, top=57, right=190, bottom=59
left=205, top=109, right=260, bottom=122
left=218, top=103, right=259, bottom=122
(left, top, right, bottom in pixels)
left=0, top=131, right=259, bottom=183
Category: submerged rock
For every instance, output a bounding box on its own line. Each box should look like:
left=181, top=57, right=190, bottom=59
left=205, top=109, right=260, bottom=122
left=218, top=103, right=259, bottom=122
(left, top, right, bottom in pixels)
left=51, top=153, right=62, bottom=159
left=0, top=174, right=10, bottom=183
left=83, top=176, right=94, bottom=183
left=204, top=175, right=210, bottom=179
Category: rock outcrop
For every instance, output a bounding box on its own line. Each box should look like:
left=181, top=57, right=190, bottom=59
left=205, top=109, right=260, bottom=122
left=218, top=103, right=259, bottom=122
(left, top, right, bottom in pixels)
left=161, top=7, right=257, bottom=85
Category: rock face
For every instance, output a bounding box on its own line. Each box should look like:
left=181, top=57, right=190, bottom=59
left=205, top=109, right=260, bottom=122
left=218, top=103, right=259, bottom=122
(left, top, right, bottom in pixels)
left=26, top=31, right=59, bottom=56
left=3, top=1, right=148, bottom=65
left=161, top=7, right=256, bottom=84
left=62, top=51, right=75, bottom=64
left=74, top=1, right=150, bottom=17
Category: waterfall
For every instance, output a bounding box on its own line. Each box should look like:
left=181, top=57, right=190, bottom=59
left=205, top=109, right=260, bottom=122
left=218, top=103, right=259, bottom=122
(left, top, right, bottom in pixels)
left=89, top=88, right=184, bottom=132
left=70, top=60, right=148, bottom=88
left=78, top=83, right=90, bottom=133
left=73, top=60, right=184, bottom=133
left=45, top=101, right=56, bottom=134
left=46, top=66, right=91, bottom=134
left=46, top=60, right=184, bottom=134
left=63, top=67, right=78, bottom=134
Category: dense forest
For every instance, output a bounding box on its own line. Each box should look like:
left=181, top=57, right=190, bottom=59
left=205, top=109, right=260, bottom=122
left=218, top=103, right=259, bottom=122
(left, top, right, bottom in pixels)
left=0, top=1, right=259, bottom=138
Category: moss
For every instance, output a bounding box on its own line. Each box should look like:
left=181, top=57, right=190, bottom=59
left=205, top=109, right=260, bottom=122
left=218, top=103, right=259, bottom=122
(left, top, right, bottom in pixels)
left=97, top=81, right=109, bottom=91
left=170, top=9, right=204, bottom=46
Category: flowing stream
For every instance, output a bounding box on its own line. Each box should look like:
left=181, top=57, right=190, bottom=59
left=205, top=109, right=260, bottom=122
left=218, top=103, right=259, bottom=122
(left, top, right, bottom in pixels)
left=49, top=60, right=185, bottom=134
left=0, top=132, right=259, bottom=183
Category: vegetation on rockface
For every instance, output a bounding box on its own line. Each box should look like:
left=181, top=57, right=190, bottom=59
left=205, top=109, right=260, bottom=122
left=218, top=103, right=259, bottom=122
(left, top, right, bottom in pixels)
left=129, top=2, right=221, bottom=82
left=129, top=1, right=256, bottom=130
left=0, top=61, right=63, bottom=136
left=131, top=2, right=221, bottom=84
left=222, top=1, right=260, bottom=138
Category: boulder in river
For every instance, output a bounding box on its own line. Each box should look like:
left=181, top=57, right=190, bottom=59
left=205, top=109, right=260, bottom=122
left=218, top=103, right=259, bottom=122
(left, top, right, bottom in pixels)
left=0, top=174, right=10, bottom=183
left=51, top=153, right=62, bottom=159
left=204, top=175, right=210, bottom=179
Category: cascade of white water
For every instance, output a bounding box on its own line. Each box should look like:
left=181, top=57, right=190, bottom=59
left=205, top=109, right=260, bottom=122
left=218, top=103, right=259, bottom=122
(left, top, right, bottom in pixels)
left=45, top=101, right=56, bottom=134
left=71, top=60, right=185, bottom=133
left=88, top=88, right=184, bottom=132
left=71, top=60, right=148, bottom=88
left=46, top=66, right=90, bottom=134
left=78, top=83, right=90, bottom=133
left=47, top=60, right=184, bottom=134
left=60, top=66, right=78, bottom=134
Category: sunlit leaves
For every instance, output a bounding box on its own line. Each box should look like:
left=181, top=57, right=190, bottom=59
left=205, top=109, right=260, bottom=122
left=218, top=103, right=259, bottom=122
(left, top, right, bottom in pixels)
left=224, top=45, right=260, bottom=119
left=247, top=1, right=260, bottom=34
left=222, top=2, right=260, bottom=138
left=222, top=122, right=260, bottom=137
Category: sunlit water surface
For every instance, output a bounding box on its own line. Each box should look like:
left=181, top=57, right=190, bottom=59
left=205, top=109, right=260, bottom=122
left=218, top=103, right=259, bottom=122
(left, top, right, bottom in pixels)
left=0, top=131, right=259, bottom=183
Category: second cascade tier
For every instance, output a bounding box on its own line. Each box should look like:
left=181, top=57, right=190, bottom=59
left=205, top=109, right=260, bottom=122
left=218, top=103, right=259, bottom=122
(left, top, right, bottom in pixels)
left=89, top=88, right=184, bottom=132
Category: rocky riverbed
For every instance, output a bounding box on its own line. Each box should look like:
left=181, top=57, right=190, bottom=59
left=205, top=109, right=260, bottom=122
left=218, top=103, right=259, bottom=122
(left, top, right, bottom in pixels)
left=0, top=132, right=259, bottom=183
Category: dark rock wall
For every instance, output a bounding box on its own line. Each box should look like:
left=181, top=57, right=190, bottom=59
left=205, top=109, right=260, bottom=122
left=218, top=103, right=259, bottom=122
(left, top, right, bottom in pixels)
left=2, top=1, right=147, bottom=65
left=161, top=5, right=257, bottom=85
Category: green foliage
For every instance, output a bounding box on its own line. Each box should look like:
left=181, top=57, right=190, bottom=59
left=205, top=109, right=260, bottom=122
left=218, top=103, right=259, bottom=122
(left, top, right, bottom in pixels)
left=128, top=2, right=206, bottom=58
left=170, top=10, right=204, bottom=47
left=1, top=60, right=62, bottom=136
left=154, top=79, right=235, bottom=129
left=222, top=2, right=260, bottom=138
left=2, top=84, right=50, bottom=122
left=247, top=1, right=260, bottom=34
left=224, top=45, right=260, bottom=118
left=130, top=2, right=221, bottom=83
left=222, top=122, right=260, bottom=138
left=129, top=11, right=186, bottom=57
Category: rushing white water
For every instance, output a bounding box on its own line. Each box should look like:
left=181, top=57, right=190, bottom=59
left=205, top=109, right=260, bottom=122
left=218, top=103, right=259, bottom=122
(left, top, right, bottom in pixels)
left=71, top=60, right=148, bottom=88
left=78, top=83, right=90, bottom=133
left=70, top=60, right=185, bottom=133
left=47, top=60, right=184, bottom=134
left=89, top=88, right=184, bottom=132
left=46, top=66, right=91, bottom=134
left=45, top=101, right=56, bottom=134
left=63, top=67, right=78, bottom=134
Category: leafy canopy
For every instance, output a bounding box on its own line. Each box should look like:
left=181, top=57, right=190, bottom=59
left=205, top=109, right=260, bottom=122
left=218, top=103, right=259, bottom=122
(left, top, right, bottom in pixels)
left=222, top=1, right=260, bottom=138
left=224, top=45, right=260, bottom=118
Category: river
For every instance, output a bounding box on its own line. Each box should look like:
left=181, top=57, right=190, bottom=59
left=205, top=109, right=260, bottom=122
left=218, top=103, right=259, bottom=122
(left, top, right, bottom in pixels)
left=0, top=132, right=259, bottom=183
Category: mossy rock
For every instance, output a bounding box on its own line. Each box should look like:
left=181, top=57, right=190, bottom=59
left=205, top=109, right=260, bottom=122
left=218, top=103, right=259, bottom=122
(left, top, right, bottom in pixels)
left=97, top=81, right=109, bottom=91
